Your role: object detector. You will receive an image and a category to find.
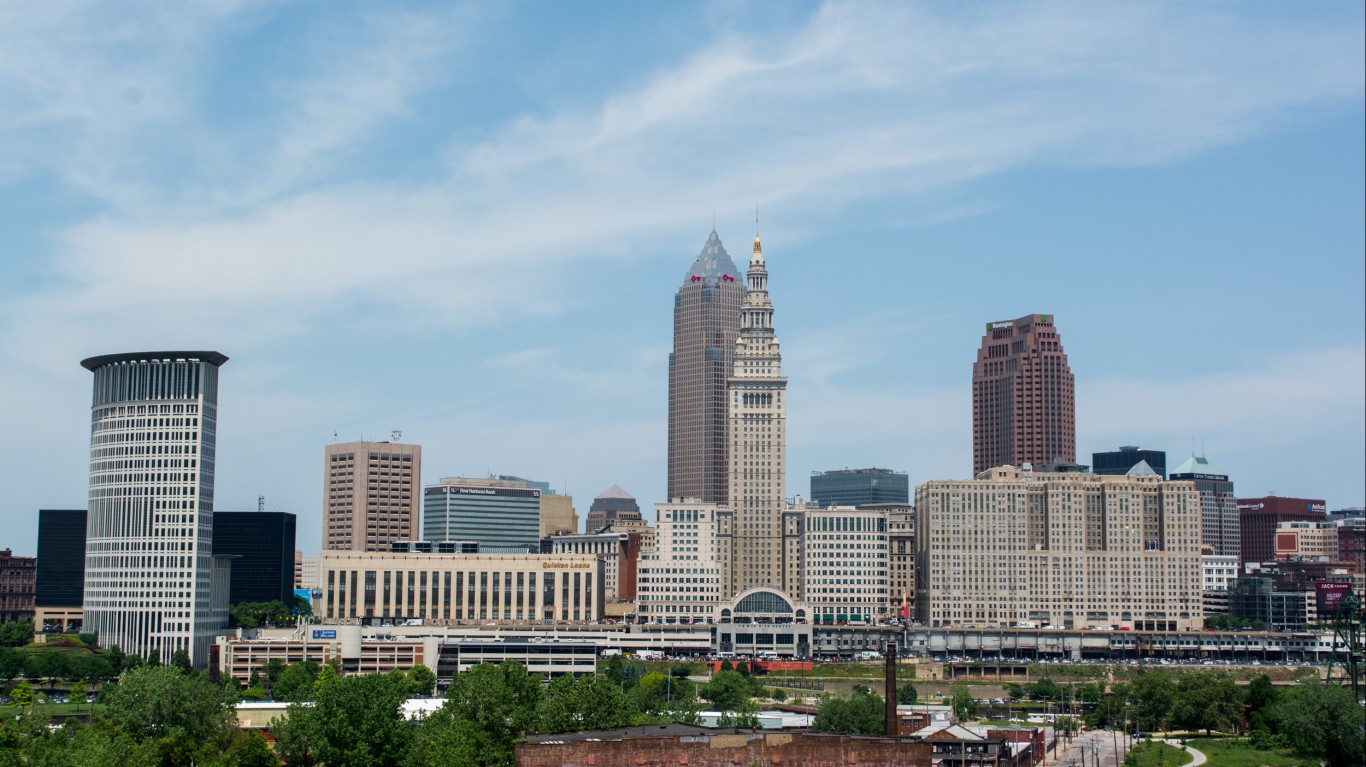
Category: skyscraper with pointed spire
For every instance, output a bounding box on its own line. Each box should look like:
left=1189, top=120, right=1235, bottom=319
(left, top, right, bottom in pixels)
left=668, top=231, right=744, bottom=504
left=726, top=231, right=789, bottom=595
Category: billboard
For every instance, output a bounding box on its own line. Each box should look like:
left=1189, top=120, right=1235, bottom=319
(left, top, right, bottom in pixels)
left=1315, top=583, right=1351, bottom=616
left=312, top=629, right=337, bottom=639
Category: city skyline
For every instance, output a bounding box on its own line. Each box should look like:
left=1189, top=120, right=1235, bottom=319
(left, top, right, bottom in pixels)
left=0, top=2, right=1362, bottom=556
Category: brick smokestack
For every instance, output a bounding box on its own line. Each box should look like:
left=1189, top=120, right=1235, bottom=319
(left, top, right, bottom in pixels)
left=885, top=640, right=898, bottom=736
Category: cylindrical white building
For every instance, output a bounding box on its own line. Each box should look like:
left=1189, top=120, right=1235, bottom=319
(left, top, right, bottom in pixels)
left=81, top=351, right=228, bottom=667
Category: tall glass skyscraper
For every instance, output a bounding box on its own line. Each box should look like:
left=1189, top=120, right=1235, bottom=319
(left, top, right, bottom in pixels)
left=81, top=351, right=228, bottom=667
left=668, top=230, right=743, bottom=504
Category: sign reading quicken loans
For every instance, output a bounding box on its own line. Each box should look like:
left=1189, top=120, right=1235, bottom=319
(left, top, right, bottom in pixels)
left=541, top=561, right=592, bottom=569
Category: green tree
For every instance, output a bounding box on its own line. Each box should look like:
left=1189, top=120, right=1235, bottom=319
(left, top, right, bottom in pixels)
left=896, top=682, right=918, bottom=705
left=0, top=648, right=23, bottom=682
left=310, top=672, right=413, bottom=767
left=1030, top=675, right=1062, bottom=701
left=812, top=687, right=886, bottom=735
left=69, top=680, right=86, bottom=710
left=105, top=644, right=125, bottom=672
left=603, top=654, right=645, bottom=691
left=101, top=665, right=237, bottom=747
left=293, top=594, right=314, bottom=620
left=226, top=731, right=279, bottom=767
left=1004, top=682, right=1026, bottom=700
left=1245, top=674, right=1278, bottom=732
left=272, top=701, right=322, bottom=767
left=406, top=663, right=437, bottom=697
left=273, top=661, right=320, bottom=702
left=263, top=658, right=286, bottom=688
left=670, top=662, right=696, bottom=679
left=229, top=600, right=293, bottom=629
left=314, top=661, right=341, bottom=697
left=1127, top=670, right=1175, bottom=733
left=949, top=684, right=977, bottom=722
left=1077, top=682, right=1103, bottom=704
left=0, top=621, right=33, bottom=648
left=28, top=650, right=71, bottom=687
left=1269, top=678, right=1365, bottom=767
left=169, top=649, right=193, bottom=675
left=10, top=681, right=32, bottom=708
left=69, top=652, right=114, bottom=682
left=1171, top=671, right=1243, bottom=735
left=538, top=673, right=636, bottom=732
left=412, top=661, right=544, bottom=767
left=701, top=670, right=752, bottom=712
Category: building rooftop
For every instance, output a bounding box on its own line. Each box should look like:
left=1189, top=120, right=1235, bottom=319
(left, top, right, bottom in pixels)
left=684, top=230, right=743, bottom=285
left=595, top=484, right=635, bottom=500
left=1171, top=455, right=1226, bottom=477
left=81, top=350, right=229, bottom=370
left=1126, top=460, right=1160, bottom=477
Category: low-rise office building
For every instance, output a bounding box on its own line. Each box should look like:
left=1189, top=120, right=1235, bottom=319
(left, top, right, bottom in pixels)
left=803, top=506, right=889, bottom=625
left=636, top=500, right=728, bottom=625
left=548, top=531, right=642, bottom=604
left=1202, top=554, right=1239, bottom=615
left=318, top=551, right=603, bottom=624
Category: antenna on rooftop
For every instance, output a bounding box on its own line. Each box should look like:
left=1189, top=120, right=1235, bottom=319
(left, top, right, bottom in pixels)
left=258, top=495, right=265, bottom=512
left=391, top=429, right=402, bottom=443
left=332, top=430, right=338, bottom=443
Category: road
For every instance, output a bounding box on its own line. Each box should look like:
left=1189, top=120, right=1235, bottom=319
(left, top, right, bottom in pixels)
left=1054, top=729, right=1127, bottom=767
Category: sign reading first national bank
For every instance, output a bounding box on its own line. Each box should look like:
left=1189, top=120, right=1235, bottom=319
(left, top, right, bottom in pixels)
left=424, top=485, right=541, bottom=499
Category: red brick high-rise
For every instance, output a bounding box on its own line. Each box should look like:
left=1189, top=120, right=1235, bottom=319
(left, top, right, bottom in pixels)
left=1237, top=495, right=1326, bottom=566
left=972, top=313, right=1075, bottom=476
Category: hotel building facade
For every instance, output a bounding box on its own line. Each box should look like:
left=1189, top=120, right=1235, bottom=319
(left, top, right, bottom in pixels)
left=916, top=467, right=1203, bottom=631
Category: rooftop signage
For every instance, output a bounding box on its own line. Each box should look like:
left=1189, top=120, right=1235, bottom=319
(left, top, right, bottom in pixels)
left=987, top=321, right=1013, bottom=331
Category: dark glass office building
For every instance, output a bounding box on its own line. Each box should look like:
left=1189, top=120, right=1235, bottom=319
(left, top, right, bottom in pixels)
left=810, top=468, right=909, bottom=508
left=1092, top=446, right=1167, bottom=479
left=36, top=509, right=87, bottom=608
left=213, top=512, right=297, bottom=605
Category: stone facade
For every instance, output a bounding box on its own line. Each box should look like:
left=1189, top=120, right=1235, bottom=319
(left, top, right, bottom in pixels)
left=916, top=467, right=1203, bottom=631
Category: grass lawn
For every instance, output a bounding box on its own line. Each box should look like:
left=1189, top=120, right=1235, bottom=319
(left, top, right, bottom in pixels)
left=1185, top=738, right=1311, bottom=767
left=1125, top=740, right=1192, bottom=767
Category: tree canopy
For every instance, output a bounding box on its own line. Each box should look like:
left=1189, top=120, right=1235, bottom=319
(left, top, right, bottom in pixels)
left=812, top=687, right=886, bottom=735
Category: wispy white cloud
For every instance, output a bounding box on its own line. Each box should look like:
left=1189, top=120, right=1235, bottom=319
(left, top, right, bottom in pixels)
left=1079, top=346, right=1366, bottom=457
left=0, top=1, right=1360, bottom=548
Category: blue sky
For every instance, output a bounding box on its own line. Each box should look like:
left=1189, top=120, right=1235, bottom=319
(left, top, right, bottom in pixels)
left=1, top=1, right=1362, bottom=555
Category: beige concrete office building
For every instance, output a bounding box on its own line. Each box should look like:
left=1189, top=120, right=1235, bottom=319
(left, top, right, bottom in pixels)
left=323, top=441, right=421, bottom=552
left=916, top=467, right=1203, bottom=631
left=862, top=503, right=914, bottom=616
left=803, top=507, right=889, bottom=625
left=318, top=551, right=602, bottom=624
left=637, top=500, right=730, bottom=624
left=540, top=493, right=579, bottom=537
left=726, top=233, right=790, bottom=597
